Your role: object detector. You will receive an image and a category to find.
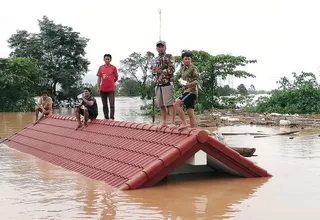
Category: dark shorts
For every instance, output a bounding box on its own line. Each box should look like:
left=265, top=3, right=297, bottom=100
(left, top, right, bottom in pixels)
left=179, top=92, right=197, bottom=109
left=79, top=108, right=98, bottom=119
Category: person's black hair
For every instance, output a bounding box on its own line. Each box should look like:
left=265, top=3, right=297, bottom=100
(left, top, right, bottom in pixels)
left=104, top=54, right=112, bottom=60
left=181, top=51, right=193, bottom=59
left=41, top=90, right=49, bottom=95
left=83, top=87, right=91, bottom=93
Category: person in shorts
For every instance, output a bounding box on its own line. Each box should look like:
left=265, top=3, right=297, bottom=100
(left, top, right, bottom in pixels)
left=174, top=51, right=199, bottom=130
left=34, top=90, right=53, bottom=124
left=74, top=87, right=98, bottom=130
left=152, top=40, right=176, bottom=128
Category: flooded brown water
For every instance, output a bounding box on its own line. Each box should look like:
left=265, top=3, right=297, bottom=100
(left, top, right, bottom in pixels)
left=1, top=97, right=320, bottom=219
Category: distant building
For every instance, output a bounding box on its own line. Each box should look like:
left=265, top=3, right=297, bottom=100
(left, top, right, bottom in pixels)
left=217, top=75, right=234, bottom=88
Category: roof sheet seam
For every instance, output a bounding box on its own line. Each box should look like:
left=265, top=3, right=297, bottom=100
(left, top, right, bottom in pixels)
left=25, top=128, right=160, bottom=158
left=15, top=133, right=146, bottom=169
left=81, top=129, right=179, bottom=147
left=9, top=139, right=130, bottom=180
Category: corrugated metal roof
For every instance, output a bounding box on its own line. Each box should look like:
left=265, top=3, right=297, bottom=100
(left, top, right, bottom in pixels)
left=3, top=114, right=271, bottom=190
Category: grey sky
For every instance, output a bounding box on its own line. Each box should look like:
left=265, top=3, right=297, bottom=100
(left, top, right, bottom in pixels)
left=1, top=0, right=319, bottom=90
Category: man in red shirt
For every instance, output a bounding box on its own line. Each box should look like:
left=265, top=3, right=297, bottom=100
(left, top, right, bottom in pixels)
left=96, top=54, right=118, bottom=120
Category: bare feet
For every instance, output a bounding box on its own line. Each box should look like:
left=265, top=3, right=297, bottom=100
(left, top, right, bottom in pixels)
left=178, top=124, right=189, bottom=131
left=158, top=124, right=168, bottom=129
left=33, top=118, right=42, bottom=125
left=75, top=123, right=82, bottom=130
left=167, top=124, right=177, bottom=129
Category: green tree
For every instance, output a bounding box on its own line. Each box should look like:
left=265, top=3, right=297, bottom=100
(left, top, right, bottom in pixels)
left=277, top=76, right=292, bottom=90
left=118, top=52, right=155, bottom=99
left=57, top=82, right=98, bottom=103
left=248, top=84, right=256, bottom=94
left=216, top=85, right=237, bottom=96
left=117, top=77, right=142, bottom=97
left=237, top=83, right=248, bottom=95
left=174, top=50, right=256, bottom=108
left=0, top=58, right=42, bottom=112
left=248, top=72, right=320, bottom=114
left=276, top=72, right=318, bottom=90
left=7, top=16, right=90, bottom=98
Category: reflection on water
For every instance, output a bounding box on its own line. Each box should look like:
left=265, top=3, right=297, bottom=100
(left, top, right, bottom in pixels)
left=219, top=126, right=320, bottom=220
left=1, top=98, right=320, bottom=219
left=0, top=112, right=32, bottom=139
left=118, top=176, right=268, bottom=220
left=0, top=144, right=268, bottom=219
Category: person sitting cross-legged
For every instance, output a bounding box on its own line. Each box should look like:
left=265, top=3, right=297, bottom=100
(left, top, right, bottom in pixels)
left=74, top=87, right=98, bottom=130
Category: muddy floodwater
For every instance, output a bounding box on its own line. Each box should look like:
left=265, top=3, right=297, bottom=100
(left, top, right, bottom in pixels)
left=1, top=97, right=320, bottom=220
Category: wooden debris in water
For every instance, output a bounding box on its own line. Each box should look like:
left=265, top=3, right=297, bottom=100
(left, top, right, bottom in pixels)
left=221, top=130, right=300, bottom=138
left=222, top=132, right=263, bottom=136
left=231, top=147, right=256, bottom=157
left=253, top=130, right=300, bottom=138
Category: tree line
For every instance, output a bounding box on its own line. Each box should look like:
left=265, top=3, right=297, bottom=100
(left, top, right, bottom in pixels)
left=247, top=72, right=320, bottom=114
left=1, top=16, right=94, bottom=111
left=1, top=16, right=318, bottom=114
left=117, top=50, right=260, bottom=110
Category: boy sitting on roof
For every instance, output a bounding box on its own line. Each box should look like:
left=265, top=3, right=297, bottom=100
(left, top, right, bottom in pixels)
left=74, top=87, right=98, bottom=130
left=34, top=90, right=53, bottom=125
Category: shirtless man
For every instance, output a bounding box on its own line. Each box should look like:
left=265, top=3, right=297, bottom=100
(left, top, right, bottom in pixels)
left=34, top=90, right=53, bottom=124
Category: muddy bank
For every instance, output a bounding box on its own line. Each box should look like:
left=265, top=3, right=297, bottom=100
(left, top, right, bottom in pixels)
left=194, top=109, right=320, bottom=129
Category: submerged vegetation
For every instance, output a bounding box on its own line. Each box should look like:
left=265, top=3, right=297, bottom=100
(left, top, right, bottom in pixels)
left=246, top=72, right=320, bottom=114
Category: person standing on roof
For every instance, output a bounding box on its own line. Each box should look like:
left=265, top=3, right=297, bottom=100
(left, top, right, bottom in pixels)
left=174, top=51, right=199, bottom=130
left=96, top=54, right=118, bottom=120
left=152, top=40, right=176, bottom=128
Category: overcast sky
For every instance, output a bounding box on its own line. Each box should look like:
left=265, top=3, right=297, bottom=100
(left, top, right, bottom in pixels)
left=1, top=0, right=319, bottom=90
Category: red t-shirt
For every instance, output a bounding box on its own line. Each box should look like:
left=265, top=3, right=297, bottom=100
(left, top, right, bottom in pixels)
left=97, top=65, right=118, bottom=92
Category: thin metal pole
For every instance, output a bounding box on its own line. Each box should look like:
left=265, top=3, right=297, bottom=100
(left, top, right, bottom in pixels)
left=152, top=92, right=155, bottom=123
left=159, top=8, right=161, bottom=40
left=152, top=9, right=162, bottom=124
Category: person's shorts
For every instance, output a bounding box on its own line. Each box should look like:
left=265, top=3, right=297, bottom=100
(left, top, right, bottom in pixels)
left=155, top=83, right=175, bottom=107
left=36, top=107, right=50, bottom=115
left=178, top=92, right=197, bottom=109
left=79, top=108, right=98, bottom=119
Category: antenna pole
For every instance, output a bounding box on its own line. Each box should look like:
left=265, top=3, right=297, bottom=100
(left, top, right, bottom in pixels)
left=152, top=9, right=162, bottom=124
left=159, top=8, right=162, bottom=40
